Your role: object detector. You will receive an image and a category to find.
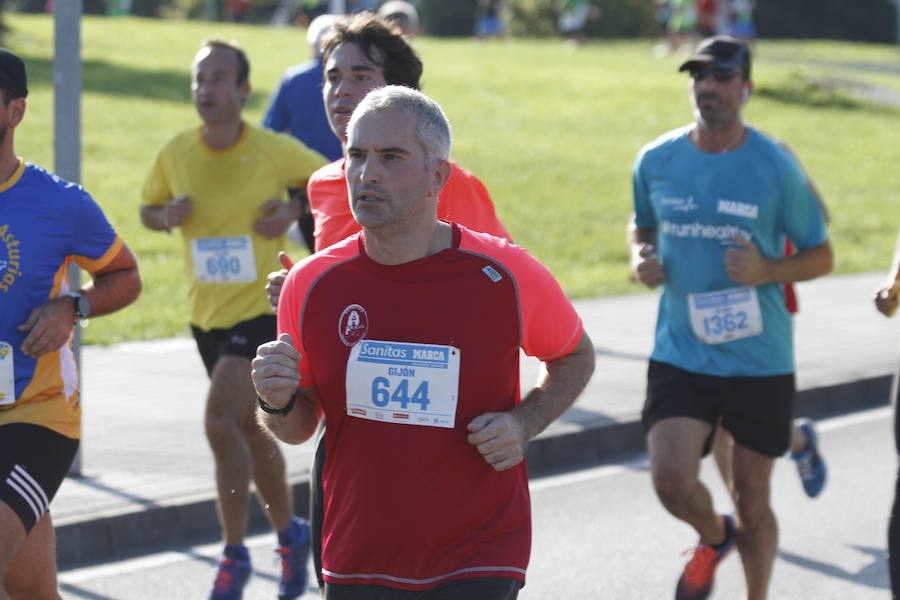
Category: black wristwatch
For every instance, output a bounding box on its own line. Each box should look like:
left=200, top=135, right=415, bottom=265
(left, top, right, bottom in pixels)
left=257, top=391, right=297, bottom=416
left=63, top=292, right=91, bottom=319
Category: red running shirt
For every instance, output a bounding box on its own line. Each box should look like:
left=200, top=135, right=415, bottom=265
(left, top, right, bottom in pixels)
left=308, top=159, right=511, bottom=252
left=278, top=224, right=582, bottom=589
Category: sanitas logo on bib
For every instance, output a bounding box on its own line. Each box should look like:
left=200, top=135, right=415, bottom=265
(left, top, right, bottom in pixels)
left=338, top=304, right=369, bottom=346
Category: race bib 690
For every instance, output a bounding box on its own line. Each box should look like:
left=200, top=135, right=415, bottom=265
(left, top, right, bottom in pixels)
left=191, top=236, right=257, bottom=284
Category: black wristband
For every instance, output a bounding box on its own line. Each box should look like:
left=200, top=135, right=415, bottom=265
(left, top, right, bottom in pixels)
left=257, top=391, right=297, bottom=416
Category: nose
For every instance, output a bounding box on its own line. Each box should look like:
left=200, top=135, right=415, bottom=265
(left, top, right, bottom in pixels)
left=193, top=79, right=210, bottom=96
left=358, top=156, right=380, bottom=184
left=332, top=77, right=352, bottom=99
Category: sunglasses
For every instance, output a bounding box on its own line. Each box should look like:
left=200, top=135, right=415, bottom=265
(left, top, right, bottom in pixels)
left=689, top=68, right=739, bottom=83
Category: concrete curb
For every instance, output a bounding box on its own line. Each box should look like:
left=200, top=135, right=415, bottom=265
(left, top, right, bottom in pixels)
left=55, top=374, right=892, bottom=568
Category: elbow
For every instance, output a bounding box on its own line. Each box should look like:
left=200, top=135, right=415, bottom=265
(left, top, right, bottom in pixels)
left=126, top=270, right=143, bottom=307
left=574, top=331, right=597, bottom=387
left=818, top=241, right=835, bottom=277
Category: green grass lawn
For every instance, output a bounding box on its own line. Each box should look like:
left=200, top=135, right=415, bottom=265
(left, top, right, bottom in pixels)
left=5, top=15, right=900, bottom=344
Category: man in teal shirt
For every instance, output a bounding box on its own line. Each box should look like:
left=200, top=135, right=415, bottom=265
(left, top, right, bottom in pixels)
left=628, top=36, right=832, bottom=600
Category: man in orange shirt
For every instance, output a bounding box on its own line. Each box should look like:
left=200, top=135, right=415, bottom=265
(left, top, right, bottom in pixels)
left=307, top=12, right=509, bottom=254
left=267, top=12, right=510, bottom=298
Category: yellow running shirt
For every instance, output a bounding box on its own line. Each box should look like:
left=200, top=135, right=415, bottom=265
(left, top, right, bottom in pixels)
left=142, top=123, right=325, bottom=330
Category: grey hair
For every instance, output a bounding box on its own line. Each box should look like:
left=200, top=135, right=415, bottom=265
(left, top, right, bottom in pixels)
left=348, top=85, right=452, bottom=166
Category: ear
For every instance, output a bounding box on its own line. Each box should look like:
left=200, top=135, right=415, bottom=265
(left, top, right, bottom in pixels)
left=431, top=159, right=452, bottom=195
left=741, top=81, right=753, bottom=105
left=8, top=98, right=25, bottom=128
left=238, top=80, right=251, bottom=105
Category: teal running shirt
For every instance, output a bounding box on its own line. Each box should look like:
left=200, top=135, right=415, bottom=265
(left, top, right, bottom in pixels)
left=632, top=126, right=828, bottom=376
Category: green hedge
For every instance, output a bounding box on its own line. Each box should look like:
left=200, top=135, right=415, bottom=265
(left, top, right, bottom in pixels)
left=420, top=0, right=898, bottom=41
left=10, top=0, right=897, bottom=42
left=420, top=0, right=478, bottom=36
left=419, top=0, right=657, bottom=38
left=755, top=0, right=897, bottom=43
left=507, top=0, right=656, bottom=38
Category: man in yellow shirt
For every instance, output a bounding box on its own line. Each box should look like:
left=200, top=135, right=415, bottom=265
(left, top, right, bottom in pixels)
left=140, top=38, right=324, bottom=600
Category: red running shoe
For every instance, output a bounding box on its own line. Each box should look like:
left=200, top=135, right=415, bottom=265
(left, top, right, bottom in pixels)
left=675, top=515, right=736, bottom=600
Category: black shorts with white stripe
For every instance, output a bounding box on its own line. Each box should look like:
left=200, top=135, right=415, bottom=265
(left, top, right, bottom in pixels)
left=0, top=423, right=79, bottom=532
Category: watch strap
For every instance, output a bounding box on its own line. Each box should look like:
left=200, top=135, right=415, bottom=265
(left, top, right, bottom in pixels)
left=257, top=391, right=297, bottom=416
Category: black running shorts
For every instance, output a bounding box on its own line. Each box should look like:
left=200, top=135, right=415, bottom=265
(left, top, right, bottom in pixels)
left=0, top=423, right=79, bottom=532
left=324, top=577, right=522, bottom=600
left=191, top=315, right=276, bottom=376
left=642, top=359, right=794, bottom=457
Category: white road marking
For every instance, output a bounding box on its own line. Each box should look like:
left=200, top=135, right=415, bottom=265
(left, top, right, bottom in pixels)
left=528, top=456, right=648, bottom=492
left=59, top=532, right=276, bottom=583
left=817, top=405, right=891, bottom=431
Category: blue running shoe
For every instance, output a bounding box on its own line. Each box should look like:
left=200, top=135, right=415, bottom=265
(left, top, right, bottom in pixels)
left=277, top=516, right=311, bottom=600
left=675, top=515, right=736, bottom=600
left=790, top=419, right=826, bottom=498
left=209, top=549, right=251, bottom=600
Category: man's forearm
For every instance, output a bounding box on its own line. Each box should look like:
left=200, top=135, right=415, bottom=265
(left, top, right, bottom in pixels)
left=83, top=269, right=141, bottom=317
left=83, top=245, right=142, bottom=317
left=512, top=331, right=595, bottom=441
left=258, top=390, right=322, bottom=445
left=627, top=219, right=657, bottom=250
left=768, top=240, right=833, bottom=284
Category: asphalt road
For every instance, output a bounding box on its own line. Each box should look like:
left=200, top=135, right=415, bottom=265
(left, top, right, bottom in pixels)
left=59, top=407, right=895, bottom=599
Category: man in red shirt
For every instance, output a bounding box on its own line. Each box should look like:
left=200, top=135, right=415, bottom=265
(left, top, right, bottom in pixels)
left=266, top=15, right=514, bottom=592
left=252, top=86, right=594, bottom=599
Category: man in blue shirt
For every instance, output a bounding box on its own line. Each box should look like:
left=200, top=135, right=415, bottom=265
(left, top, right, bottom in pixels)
left=628, top=36, right=832, bottom=600
left=263, top=14, right=342, bottom=162
left=263, top=14, right=342, bottom=251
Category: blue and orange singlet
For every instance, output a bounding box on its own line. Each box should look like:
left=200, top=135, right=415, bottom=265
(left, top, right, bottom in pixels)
left=0, top=160, right=122, bottom=438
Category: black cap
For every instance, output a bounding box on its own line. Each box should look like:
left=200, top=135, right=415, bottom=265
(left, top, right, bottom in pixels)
left=678, top=36, right=751, bottom=79
left=0, top=48, right=28, bottom=98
